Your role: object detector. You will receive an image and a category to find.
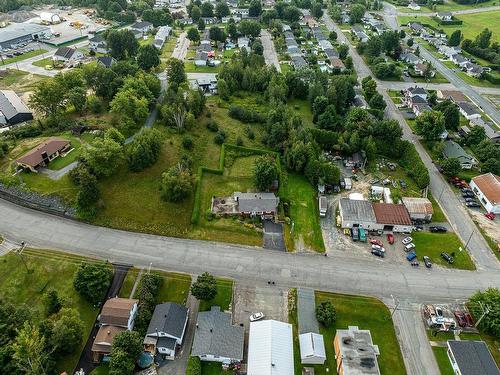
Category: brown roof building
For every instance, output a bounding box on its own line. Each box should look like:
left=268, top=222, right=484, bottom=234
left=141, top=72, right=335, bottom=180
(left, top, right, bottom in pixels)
left=470, top=173, right=500, bottom=214
left=437, top=90, right=467, bottom=103
left=16, top=138, right=70, bottom=172
left=91, top=325, right=126, bottom=363
left=100, top=297, right=139, bottom=329
left=373, top=203, right=412, bottom=226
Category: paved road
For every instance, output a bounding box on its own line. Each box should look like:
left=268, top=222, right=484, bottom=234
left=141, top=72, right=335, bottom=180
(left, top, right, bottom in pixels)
left=1, top=198, right=499, bottom=303
left=260, top=29, right=281, bottom=72
left=417, top=45, right=500, bottom=125
left=171, top=32, right=189, bottom=61
left=397, top=4, right=500, bottom=16
left=379, top=80, right=500, bottom=95
left=324, top=14, right=499, bottom=271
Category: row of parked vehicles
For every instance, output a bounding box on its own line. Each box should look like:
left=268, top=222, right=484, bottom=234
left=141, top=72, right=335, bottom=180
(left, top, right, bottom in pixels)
left=1, top=45, right=38, bottom=60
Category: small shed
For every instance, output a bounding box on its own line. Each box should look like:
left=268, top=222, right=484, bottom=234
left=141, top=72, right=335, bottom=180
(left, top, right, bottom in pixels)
left=402, top=197, right=433, bottom=221
left=299, top=333, right=326, bottom=365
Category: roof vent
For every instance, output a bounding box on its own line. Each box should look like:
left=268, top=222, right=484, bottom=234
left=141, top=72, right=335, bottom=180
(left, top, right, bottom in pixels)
left=107, top=330, right=111, bottom=335
left=210, top=328, right=213, bottom=333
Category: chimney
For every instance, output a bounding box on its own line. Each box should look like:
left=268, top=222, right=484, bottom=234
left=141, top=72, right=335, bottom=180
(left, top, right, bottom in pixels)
left=210, top=328, right=213, bottom=333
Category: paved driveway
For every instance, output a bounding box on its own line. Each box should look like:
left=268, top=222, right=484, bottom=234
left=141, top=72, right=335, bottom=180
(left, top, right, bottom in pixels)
left=263, top=220, right=285, bottom=251
left=260, top=29, right=280, bottom=71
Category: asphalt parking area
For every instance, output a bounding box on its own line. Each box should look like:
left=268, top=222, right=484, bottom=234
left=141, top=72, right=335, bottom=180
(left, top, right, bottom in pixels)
left=263, top=220, right=285, bottom=251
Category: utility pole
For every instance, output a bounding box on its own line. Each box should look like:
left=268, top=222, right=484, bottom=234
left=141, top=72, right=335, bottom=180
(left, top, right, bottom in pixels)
left=15, top=241, right=30, bottom=273
left=474, top=302, right=490, bottom=328
left=465, top=229, right=474, bottom=250
left=148, top=262, right=152, bottom=273
left=390, top=294, right=400, bottom=319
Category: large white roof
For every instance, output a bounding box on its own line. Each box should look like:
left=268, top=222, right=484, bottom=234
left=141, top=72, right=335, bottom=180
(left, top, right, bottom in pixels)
left=247, top=320, right=294, bottom=375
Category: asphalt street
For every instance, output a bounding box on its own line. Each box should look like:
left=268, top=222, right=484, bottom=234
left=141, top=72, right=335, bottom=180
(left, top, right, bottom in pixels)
left=323, top=13, right=499, bottom=271
left=261, top=29, right=281, bottom=71
left=171, top=32, right=189, bottom=61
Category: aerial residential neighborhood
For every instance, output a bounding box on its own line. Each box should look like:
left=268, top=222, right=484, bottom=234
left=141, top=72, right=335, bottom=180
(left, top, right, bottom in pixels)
left=0, top=0, right=499, bottom=374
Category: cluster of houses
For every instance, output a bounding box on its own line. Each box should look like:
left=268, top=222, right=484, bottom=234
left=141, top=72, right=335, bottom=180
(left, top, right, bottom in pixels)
left=338, top=195, right=434, bottom=233
left=283, top=25, right=308, bottom=69
left=408, top=22, right=487, bottom=78
left=88, top=292, right=383, bottom=375
left=178, top=3, right=257, bottom=26
left=351, top=14, right=387, bottom=43
left=194, top=30, right=221, bottom=68
left=399, top=50, right=435, bottom=78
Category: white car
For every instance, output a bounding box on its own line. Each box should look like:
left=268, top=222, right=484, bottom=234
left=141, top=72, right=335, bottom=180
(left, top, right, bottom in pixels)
left=371, top=245, right=385, bottom=252
left=404, top=243, right=415, bottom=251
left=250, top=312, right=265, bottom=322
left=402, top=236, right=413, bottom=245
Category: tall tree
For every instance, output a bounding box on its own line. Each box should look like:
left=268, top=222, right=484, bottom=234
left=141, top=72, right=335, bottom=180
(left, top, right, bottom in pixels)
left=215, top=2, right=230, bottom=18
left=253, top=155, right=279, bottom=190
left=73, top=263, right=113, bottom=304
left=187, top=27, right=200, bottom=43
left=13, top=322, right=50, bottom=375
left=349, top=4, right=366, bottom=24
left=167, top=58, right=186, bottom=87
left=415, top=110, right=445, bottom=141
left=190, top=272, right=217, bottom=301
left=474, top=28, right=492, bottom=49
left=106, top=29, right=139, bottom=60
left=448, top=30, right=461, bottom=46
left=249, top=0, right=262, bottom=16
left=50, top=308, right=84, bottom=354
left=137, top=44, right=160, bottom=70
left=200, top=2, right=214, bottom=17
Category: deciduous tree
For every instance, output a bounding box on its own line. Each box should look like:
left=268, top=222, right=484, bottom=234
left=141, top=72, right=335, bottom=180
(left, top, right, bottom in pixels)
left=190, top=272, right=217, bottom=301
left=253, top=155, right=279, bottom=190
left=73, top=263, right=113, bottom=304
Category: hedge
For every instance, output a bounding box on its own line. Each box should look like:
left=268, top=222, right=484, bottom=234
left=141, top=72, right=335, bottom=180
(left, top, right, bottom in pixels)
left=484, top=72, right=500, bottom=85
left=190, top=144, right=280, bottom=224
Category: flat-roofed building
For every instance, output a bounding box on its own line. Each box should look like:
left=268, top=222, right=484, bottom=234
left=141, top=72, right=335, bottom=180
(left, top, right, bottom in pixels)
left=334, top=326, right=380, bottom=375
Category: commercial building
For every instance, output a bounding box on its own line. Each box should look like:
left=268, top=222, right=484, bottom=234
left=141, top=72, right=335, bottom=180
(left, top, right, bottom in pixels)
left=372, top=203, right=413, bottom=233
left=0, top=23, right=52, bottom=50
left=248, top=320, right=294, bottom=375
left=338, top=198, right=376, bottom=229
left=470, top=173, right=500, bottom=214
left=0, top=90, right=33, bottom=126
left=334, top=326, right=380, bottom=375
left=402, top=197, right=433, bottom=222
left=447, top=340, right=500, bottom=375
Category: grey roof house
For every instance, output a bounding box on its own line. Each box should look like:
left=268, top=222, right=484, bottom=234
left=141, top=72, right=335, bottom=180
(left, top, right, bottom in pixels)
left=144, top=302, right=189, bottom=359
left=234, top=192, right=279, bottom=216
left=192, top=306, right=244, bottom=363
left=0, top=90, right=33, bottom=126
left=442, top=141, right=477, bottom=169
left=338, top=198, right=377, bottom=229
left=447, top=340, right=500, bottom=375
left=53, top=46, right=84, bottom=62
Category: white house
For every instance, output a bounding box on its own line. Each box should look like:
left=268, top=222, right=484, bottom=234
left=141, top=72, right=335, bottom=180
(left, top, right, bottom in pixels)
left=237, top=36, right=249, bottom=49
left=89, top=34, right=108, bottom=53
left=53, top=47, right=84, bottom=63
left=470, top=173, right=500, bottom=214
left=447, top=340, right=500, bottom=375
left=458, top=102, right=481, bottom=120
left=191, top=306, right=244, bottom=363
left=145, top=302, right=189, bottom=359
left=248, top=320, right=294, bottom=375
left=299, top=333, right=326, bottom=365
left=131, top=21, right=154, bottom=35
left=436, top=12, right=452, bottom=21
left=408, top=2, right=420, bottom=10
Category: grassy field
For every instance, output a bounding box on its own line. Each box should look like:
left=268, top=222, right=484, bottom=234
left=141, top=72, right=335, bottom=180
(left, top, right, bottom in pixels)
left=428, top=191, right=447, bottom=222
left=280, top=173, right=325, bottom=252
left=32, top=57, right=57, bottom=68
left=0, top=248, right=102, bottom=374
left=397, top=0, right=497, bottom=12
left=432, top=347, right=454, bottom=375
left=154, top=271, right=192, bottom=305
left=411, top=232, right=475, bottom=270
left=184, top=61, right=222, bottom=73
left=118, top=267, right=139, bottom=298
left=0, top=69, right=48, bottom=93
left=289, top=292, right=406, bottom=375
left=199, top=278, right=233, bottom=312
left=1, top=49, right=48, bottom=66
left=399, top=11, right=500, bottom=44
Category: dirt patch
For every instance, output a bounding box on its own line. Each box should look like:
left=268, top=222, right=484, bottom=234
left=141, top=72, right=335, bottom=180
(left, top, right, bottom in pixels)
left=469, top=209, right=500, bottom=243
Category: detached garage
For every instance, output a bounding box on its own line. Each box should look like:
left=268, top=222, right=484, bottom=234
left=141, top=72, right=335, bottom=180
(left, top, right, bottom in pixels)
left=247, top=320, right=294, bottom=375
left=470, top=173, right=500, bottom=214
left=299, top=332, right=326, bottom=365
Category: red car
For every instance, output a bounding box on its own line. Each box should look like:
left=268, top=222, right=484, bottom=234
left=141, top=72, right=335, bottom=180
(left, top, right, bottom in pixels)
left=485, top=213, right=496, bottom=220
left=454, top=311, right=467, bottom=327
left=464, top=312, right=474, bottom=327
left=387, top=233, right=394, bottom=244
left=370, top=239, right=383, bottom=247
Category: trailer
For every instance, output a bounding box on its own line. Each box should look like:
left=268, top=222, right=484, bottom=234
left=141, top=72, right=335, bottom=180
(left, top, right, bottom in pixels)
left=319, top=196, right=327, bottom=217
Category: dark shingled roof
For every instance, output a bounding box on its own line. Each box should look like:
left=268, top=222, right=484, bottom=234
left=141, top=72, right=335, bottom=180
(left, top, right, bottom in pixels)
left=191, top=306, right=244, bottom=361
left=448, top=340, right=500, bottom=375
left=157, top=336, right=177, bottom=350
left=146, top=302, right=188, bottom=339
left=0, top=90, right=31, bottom=121
left=16, top=138, right=69, bottom=168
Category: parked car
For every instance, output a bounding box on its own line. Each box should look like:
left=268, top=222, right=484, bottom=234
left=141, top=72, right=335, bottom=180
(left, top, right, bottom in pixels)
left=414, top=225, right=423, bottom=231
left=454, top=311, right=467, bottom=327
left=485, top=213, right=496, bottom=220
left=351, top=227, right=359, bottom=241
left=464, top=312, right=474, bottom=327
left=466, top=202, right=481, bottom=208
left=371, top=244, right=385, bottom=252
left=402, top=236, right=413, bottom=245
left=359, top=228, right=367, bottom=242
left=436, top=306, right=444, bottom=317
left=399, top=179, right=407, bottom=189
left=461, top=188, right=473, bottom=194
left=249, top=312, right=265, bottom=322
left=462, top=192, right=474, bottom=198
left=441, top=252, right=454, bottom=264
left=371, top=248, right=385, bottom=257
left=387, top=233, right=394, bottom=244
left=370, top=239, right=383, bottom=247
left=429, top=226, right=447, bottom=233
left=423, top=256, right=432, bottom=268
left=464, top=197, right=476, bottom=203
left=404, top=243, right=415, bottom=251
left=406, top=252, right=417, bottom=261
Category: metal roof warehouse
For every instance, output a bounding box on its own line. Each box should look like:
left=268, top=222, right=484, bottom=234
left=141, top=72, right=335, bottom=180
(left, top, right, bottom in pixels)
left=0, top=23, right=52, bottom=49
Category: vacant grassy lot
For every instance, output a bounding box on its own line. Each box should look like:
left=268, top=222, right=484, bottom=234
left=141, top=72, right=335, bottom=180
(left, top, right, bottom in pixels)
left=412, top=232, right=475, bottom=270
left=289, top=292, right=406, bottom=375
left=1, top=49, right=48, bottom=66
left=280, top=173, right=325, bottom=252
left=199, top=278, right=233, bottom=312
left=154, top=271, right=192, bottom=305
left=428, top=192, right=446, bottom=222
left=184, top=61, right=222, bottom=73
left=397, top=0, right=497, bottom=13
left=0, top=69, right=48, bottom=93
left=118, top=267, right=139, bottom=298
left=432, top=347, right=454, bottom=375
left=399, top=12, right=500, bottom=43
left=0, top=248, right=102, bottom=374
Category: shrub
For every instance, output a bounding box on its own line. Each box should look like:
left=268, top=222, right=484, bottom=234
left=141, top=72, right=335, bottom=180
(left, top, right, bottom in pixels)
left=182, top=136, right=194, bottom=150
left=206, top=120, right=219, bottom=132
left=214, top=130, right=226, bottom=145
left=236, top=136, right=244, bottom=146
left=160, top=163, right=195, bottom=202
left=228, top=104, right=266, bottom=123
left=126, top=129, right=163, bottom=172
left=247, top=127, right=255, bottom=140
left=191, top=272, right=217, bottom=301
left=316, top=300, right=336, bottom=327
left=73, top=263, right=113, bottom=304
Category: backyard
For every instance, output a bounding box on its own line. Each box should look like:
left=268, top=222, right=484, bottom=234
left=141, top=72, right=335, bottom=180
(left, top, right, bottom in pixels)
left=198, top=278, right=234, bottom=312
left=290, top=291, right=406, bottom=375
left=0, top=248, right=102, bottom=374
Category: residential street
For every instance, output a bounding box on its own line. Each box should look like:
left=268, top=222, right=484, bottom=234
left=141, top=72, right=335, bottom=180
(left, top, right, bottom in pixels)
left=379, top=81, right=500, bottom=96
left=260, top=29, right=281, bottom=72
left=1, top=198, right=499, bottom=304
left=171, top=32, right=189, bottom=61
left=322, top=13, right=499, bottom=271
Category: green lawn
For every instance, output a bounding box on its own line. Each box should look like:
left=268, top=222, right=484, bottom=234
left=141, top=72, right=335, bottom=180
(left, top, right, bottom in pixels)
left=280, top=173, right=325, bottom=252
left=154, top=271, right=192, bottom=305
left=184, top=61, right=222, bottom=73
left=290, top=292, right=406, bottom=375
left=399, top=11, right=500, bottom=44
left=398, top=0, right=497, bottom=12
left=0, top=69, right=48, bottom=93
left=199, top=278, right=233, bottom=312
left=90, top=364, right=109, bottom=375
left=428, top=191, right=446, bottom=222
left=0, top=248, right=102, bottom=374
left=411, top=232, right=475, bottom=270
left=118, top=267, right=140, bottom=298
left=47, top=136, right=83, bottom=170
left=201, top=361, right=228, bottom=375
left=32, top=57, right=56, bottom=68
left=432, top=347, right=455, bottom=375
left=1, top=49, right=48, bottom=66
